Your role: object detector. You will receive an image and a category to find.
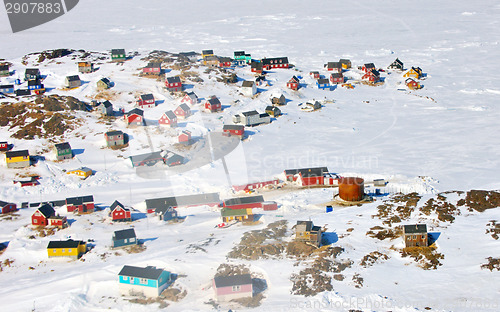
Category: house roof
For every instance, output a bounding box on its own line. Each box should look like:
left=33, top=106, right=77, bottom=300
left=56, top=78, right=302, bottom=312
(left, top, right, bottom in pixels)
left=71, top=167, right=92, bottom=173
left=0, top=64, right=9, bottom=71
left=118, top=265, right=165, bottom=280
left=99, top=78, right=111, bottom=85
left=166, top=76, right=181, bottom=84
left=370, top=69, right=380, bottom=76
left=251, top=62, right=263, bottom=69
left=129, top=151, right=164, bottom=164
left=404, top=224, right=427, bottom=234
left=242, top=110, right=258, bottom=116
left=55, top=142, right=71, bottom=150
left=66, top=195, right=94, bottom=205
left=234, top=51, right=245, bottom=56
left=25, top=68, right=40, bottom=75
left=0, top=200, right=10, bottom=207
left=165, top=153, right=184, bottom=165
left=265, top=106, right=280, bottom=112
left=101, top=100, right=112, bottom=108
left=208, top=97, right=221, bottom=105
left=219, top=57, right=232, bottom=63
left=289, top=76, right=299, bottom=83
left=330, top=73, right=343, bottom=79
left=202, top=50, right=214, bottom=55
left=0, top=84, right=13, bottom=89
left=242, top=81, right=255, bottom=88
left=111, top=49, right=125, bottom=55
left=221, top=208, right=251, bottom=217
left=185, top=91, right=197, bottom=99
left=106, top=130, right=123, bottom=137
left=179, top=51, right=198, bottom=57
left=15, top=89, right=31, bottom=96
left=36, top=203, right=55, bottom=218
left=339, top=59, right=351, bottom=64
left=364, top=63, right=375, bottom=69
left=110, top=200, right=128, bottom=211
left=285, top=167, right=329, bottom=177
left=317, top=78, right=329, bottom=84
left=127, top=108, right=144, bottom=117
left=113, top=228, right=136, bottom=240
left=213, top=274, right=252, bottom=288
left=66, top=75, right=80, bottom=82
left=164, top=110, right=177, bottom=120
left=223, top=124, right=245, bottom=131
left=47, top=239, right=84, bottom=249
left=261, top=57, right=288, bottom=65
left=224, top=195, right=264, bottom=206
left=405, top=78, right=417, bottom=84
left=178, top=103, right=190, bottom=112
left=140, top=94, right=154, bottom=101
left=6, top=150, right=29, bottom=158
left=391, top=58, right=403, bottom=66
left=326, top=62, right=342, bottom=68
left=146, top=62, right=161, bottom=68
left=28, top=80, right=42, bottom=86
left=146, top=192, right=220, bottom=212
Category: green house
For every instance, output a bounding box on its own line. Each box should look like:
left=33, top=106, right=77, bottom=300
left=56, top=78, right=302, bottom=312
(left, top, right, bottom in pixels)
left=234, top=51, right=251, bottom=63
left=54, top=142, right=72, bottom=161
left=111, top=49, right=126, bottom=62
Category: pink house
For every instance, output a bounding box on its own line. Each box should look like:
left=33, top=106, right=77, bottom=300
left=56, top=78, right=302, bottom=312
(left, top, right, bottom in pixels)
left=159, top=111, right=177, bottom=127
left=178, top=130, right=191, bottom=143
left=181, top=92, right=198, bottom=105
left=212, top=274, right=253, bottom=302
left=174, top=103, right=191, bottom=119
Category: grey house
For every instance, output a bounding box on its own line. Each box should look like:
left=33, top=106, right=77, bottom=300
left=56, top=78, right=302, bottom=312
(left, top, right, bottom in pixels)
left=0, top=64, right=9, bottom=77
left=98, top=100, right=113, bottom=116
left=129, top=151, right=165, bottom=167
left=271, top=94, right=286, bottom=106
left=65, top=75, right=81, bottom=88
left=233, top=111, right=271, bottom=126
left=146, top=192, right=220, bottom=213
left=105, top=130, right=125, bottom=147
left=112, top=228, right=137, bottom=248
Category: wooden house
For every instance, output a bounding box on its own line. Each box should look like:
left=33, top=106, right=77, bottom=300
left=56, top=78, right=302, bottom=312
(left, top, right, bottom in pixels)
left=250, top=61, right=263, bottom=74
left=218, top=57, right=232, bottom=68
left=223, top=124, right=245, bottom=139
left=112, top=228, right=137, bottom=248
left=179, top=51, right=198, bottom=62
left=15, top=89, right=31, bottom=96
left=98, top=100, right=113, bottom=116
left=65, top=75, right=81, bottom=88
left=265, top=105, right=281, bottom=117
left=14, top=176, right=39, bottom=187
left=31, top=204, right=55, bottom=226
left=362, top=69, right=380, bottom=83
left=165, top=76, right=182, bottom=92
left=234, top=51, right=251, bottom=63
left=0, top=64, right=9, bottom=76
left=143, top=62, right=161, bottom=75
left=159, top=111, right=177, bottom=127
left=159, top=206, right=178, bottom=221
left=403, top=67, right=423, bottom=79
left=78, top=62, right=93, bottom=73
left=325, top=62, right=342, bottom=73
left=129, top=151, right=165, bottom=167
left=66, top=195, right=95, bottom=213
left=181, top=92, right=198, bottom=105
left=202, top=49, right=214, bottom=59
left=241, top=80, right=257, bottom=97
left=54, top=142, right=72, bottom=160
left=0, top=141, right=9, bottom=151
left=261, top=57, right=289, bottom=70
left=362, top=63, right=376, bottom=73
left=27, top=79, right=45, bottom=94
left=0, top=84, right=14, bottom=94
left=203, top=55, right=220, bottom=67
left=164, top=151, right=183, bottom=167
left=232, top=179, right=280, bottom=192
left=233, top=111, right=270, bottom=126
left=403, top=224, right=428, bottom=247
left=111, top=49, right=126, bottom=62
left=316, top=78, right=330, bottom=90
left=405, top=78, right=421, bottom=90
left=204, top=96, right=222, bottom=113
left=0, top=200, right=17, bottom=214
left=223, top=195, right=264, bottom=210
left=213, top=274, right=253, bottom=302
left=25, top=68, right=41, bottom=81
left=174, top=103, right=191, bottom=119
left=388, top=58, right=404, bottom=70
left=47, top=239, right=86, bottom=259
left=220, top=208, right=254, bottom=223
left=178, top=130, right=191, bottom=144
left=262, top=201, right=278, bottom=211
left=105, top=130, right=125, bottom=147
left=48, top=215, right=68, bottom=229
left=284, top=167, right=339, bottom=187
left=271, top=94, right=286, bottom=106
left=137, top=94, right=155, bottom=109
left=111, top=200, right=131, bottom=222
left=67, top=167, right=92, bottom=179
left=118, top=265, right=171, bottom=298
left=97, top=77, right=112, bottom=90
left=330, top=73, right=344, bottom=84
left=309, top=71, right=320, bottom=79
left=5, top=150, right=30, bottom=168
left=147, top=193, right=220, bottom=213
left=287, top=76, right=299, bottom=90
left=295, top=221, right=322, bottom=247
left=125, top=108, right=144, bottom=126
left=339, top=59, right=352, bottom=69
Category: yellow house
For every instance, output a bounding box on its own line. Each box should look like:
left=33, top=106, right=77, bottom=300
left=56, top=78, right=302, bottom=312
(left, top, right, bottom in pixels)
left=67, top=167, right=92, bottom=179
left=403, top=66, right=423, bottom=79
left=5, top=150, right=30, bottom=168
left=47, top=239, right=87, bottom=259
left=201, top=49, right=214, bottom=59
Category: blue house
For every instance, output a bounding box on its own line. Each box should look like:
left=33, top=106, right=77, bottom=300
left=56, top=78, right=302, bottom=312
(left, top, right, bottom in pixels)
left=158, top=207, right=178, bottom=222
left=112, top=228, right=137, bottom=248
left=118, top=265, right=171, bottom=297
left=0, top=84, right=14, bottom=94
left=316, top=78, right=331, bottom=90
left=28, top=80, right=44, bottom=90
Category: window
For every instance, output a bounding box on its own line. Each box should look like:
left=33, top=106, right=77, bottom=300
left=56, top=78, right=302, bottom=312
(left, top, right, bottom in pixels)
left=62, top=249, right=65, bottom=253
left=123, top=276, right=129, bottom=281
left=232, top=285, right=241, bottom=292
left=413, top=235, right=417, bottom=240
left=140, top=278, right=148, bottom=284
left=33, top=219, right=38, bottom=223
left=53, top=249, right=57, bottom=253
left=68, top=249, right=72, bottom=253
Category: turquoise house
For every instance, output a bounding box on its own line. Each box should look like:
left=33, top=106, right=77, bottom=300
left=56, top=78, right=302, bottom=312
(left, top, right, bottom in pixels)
left=118, top=265, right=171, bottom=297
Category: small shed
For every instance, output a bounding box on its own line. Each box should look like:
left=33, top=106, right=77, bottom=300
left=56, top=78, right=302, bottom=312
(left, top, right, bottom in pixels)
left=67, top=167, right=92, bottom=179
left=295, top=220, right=322, bottom=247
left=0, top=201, right=17, bottom=214
left=223, top=124, right=245, bottom=139
left=178, top=130, right=192, bottom=144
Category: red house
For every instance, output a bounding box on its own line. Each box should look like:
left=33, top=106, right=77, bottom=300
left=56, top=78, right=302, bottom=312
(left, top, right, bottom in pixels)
left=223, top=124, right=244, bottom=139
left=262, top=201, right=278, bottom=211
left=362, top=69, right=380, bottom=83
left=284, top=167, right=340, bottom=187
left=0, top=141, right=8, bottom=151
left=232, top=179, right=279, bottom=192
left=143, top=62, right=161, bottom=75
left=362, top=63, right=376, bottom=73
left=223, top=195, right=264, bottom=210
left=205, top=96, right=222, bottom=113
left=66, top=195, right=94, bottom=213
left=329, top=73, right=344, bottom=84
left=181, top=92, right=198, bottom=105
left=166, top=76, right=182, bottom=92
left=250, top=62, right=263, bottom=74
left=261, top=57, right=289, bottom=70
left=137, top=94, right=155, bottom=109
left=48, top=215, right=68, bottom=228
left=125, top=108, right=144, bottom=126
left=325, top=61, right=342, bottom=73
left=218, top=57, right=232, bottom=68
left=287, top=76, right=299, bottom=90
left=0, top=200, right=17, bottom=214
left=158, top=111, right=177, bottom=127
left=31, top=204, right=55, bottom=226
left=110, top=200, right=131, bottom=222
left=174, top=103, right=191, bottom=119
left=178, top=130, right=192, bottom=143
left=309, top=71, right=320, bottom=79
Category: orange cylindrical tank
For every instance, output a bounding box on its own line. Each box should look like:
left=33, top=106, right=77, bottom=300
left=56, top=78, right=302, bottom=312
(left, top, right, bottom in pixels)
left=339, top=177, right=364, bottom=201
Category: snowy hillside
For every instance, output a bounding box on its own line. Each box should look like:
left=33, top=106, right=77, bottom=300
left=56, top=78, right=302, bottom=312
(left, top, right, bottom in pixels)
left=0, top=1, right=500, bottom=311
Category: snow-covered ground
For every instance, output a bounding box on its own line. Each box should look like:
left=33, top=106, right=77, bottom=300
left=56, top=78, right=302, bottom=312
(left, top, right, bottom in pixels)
left=0, top=1, right=500, bottom=311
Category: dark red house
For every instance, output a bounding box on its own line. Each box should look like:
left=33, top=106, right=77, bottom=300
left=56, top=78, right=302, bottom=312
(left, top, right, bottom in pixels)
left=223, top=195, right=265, bottom=210
left=232, top=179, right=279, bottom=192
left=285, top=167, right=340, bottom=187
left=110, top=200, right=131, bottom=222
left=287, top=76, right=299, bottom=90
left=362, top=69, right=380, bottom=82
left=329, top=73, right=343, bottom=84
left=143, top=62, right=161, bottom=75
left=309, top=71, right=320, bottom=79
left=325, top=62, right=342, bottom=73
left=218, top=57, right=232, bottom=68
left=362, top=63, right=376, bottom=73
left=159, top=111, right=177, bottom=127
left=205, top=96, right=222, bottom=113
left=48, top=215, right=68, bottom=228
left=166, top=76, right=182, bottom=92
left=0, top=142, right=8, bottom=151
left=66, top=195, right=95, bottom=213
left=223, top=124, right=245, bottom=139
left=0, top=200, right=17, bottom=214
left=137, top=94, right=155, bottom=109
left=125, top=108, right=144, bottom=126
left=31, top=204, right=55, bottom=226
left=251, top=61, right=263, bottom=74
left=261, top=57, right=289, bottom=70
